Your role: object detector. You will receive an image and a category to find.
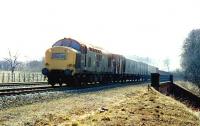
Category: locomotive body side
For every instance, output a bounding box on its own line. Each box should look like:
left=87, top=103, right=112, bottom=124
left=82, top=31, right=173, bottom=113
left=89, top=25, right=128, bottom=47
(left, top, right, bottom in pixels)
left=81, top=47, right=109, bottom=73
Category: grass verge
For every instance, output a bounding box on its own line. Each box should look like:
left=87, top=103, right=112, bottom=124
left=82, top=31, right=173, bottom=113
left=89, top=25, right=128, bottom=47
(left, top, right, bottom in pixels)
left=0, top=84, right=199, bottom=126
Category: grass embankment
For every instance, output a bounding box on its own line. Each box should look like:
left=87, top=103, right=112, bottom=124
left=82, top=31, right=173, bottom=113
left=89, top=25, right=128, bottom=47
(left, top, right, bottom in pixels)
left=175, top=81, right=200, bottom=97
left=0, top=84, right=199, bottom=126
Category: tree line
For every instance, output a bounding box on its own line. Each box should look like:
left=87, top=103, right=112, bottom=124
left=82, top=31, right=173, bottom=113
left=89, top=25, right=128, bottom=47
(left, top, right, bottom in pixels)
left=181, top=29, right=200, bottom=87
left=0, top=59, right=44, bottom=72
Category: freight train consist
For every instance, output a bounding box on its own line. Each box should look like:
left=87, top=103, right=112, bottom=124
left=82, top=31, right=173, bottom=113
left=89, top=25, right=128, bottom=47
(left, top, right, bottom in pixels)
left=42, top=38, right=158, bottom=86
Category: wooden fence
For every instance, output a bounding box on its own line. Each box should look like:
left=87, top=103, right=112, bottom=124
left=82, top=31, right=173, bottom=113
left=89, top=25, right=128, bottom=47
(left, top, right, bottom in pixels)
left=0, top=72, right=47, bottom=83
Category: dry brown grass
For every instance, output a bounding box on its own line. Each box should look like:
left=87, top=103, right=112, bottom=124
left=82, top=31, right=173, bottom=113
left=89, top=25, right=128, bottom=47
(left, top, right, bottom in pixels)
left=175, top=81, right=200, bottom=97
left=0, top=84, right=199, bottom=126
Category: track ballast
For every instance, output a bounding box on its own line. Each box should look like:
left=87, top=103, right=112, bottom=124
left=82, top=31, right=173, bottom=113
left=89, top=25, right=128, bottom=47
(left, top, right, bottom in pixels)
left=0, top=86, right=57, bottom=96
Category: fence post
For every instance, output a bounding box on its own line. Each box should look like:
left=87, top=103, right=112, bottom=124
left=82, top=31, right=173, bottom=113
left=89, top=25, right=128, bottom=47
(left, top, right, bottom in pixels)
left=151, top=73, right=160, bottom=90
left=23, top=73, right=26, bottom=82
left=13, top=73, right=15, bottom=82
left=19, top=73, right=21, bottom=82
left=36, top=74, right=38, bottom=82
left=41, top=74, right=43, bottom=81
left=32, top=73, right=34, bottom=82
left=8, top=73, right=10, bottom=83
left=2, top=73, right=4, bottom=83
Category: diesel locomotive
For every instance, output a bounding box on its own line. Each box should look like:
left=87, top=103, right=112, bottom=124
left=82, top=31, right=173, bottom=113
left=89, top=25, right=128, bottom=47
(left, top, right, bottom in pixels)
left=42, top=38, right=158, bottom=86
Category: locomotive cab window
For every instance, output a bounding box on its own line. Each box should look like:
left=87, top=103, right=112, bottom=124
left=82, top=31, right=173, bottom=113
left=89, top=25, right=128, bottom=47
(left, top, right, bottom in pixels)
left=52, top=38, right=81, bottom=51
left=52, top=53, right=66, bottom=60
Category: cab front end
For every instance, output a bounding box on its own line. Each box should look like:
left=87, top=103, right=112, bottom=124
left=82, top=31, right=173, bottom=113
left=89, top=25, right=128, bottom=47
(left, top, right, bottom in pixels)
left=42, top=46, right=77, bottom=86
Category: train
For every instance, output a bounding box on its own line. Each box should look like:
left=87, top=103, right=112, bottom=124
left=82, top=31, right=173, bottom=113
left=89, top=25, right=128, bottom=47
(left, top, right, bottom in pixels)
left=42, top=38, right=159, bottom=86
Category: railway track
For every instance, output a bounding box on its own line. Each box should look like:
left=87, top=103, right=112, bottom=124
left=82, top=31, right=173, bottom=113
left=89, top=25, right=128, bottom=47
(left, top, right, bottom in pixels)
left=0, top=81, right=149, bottom=97
left=0, top=86, right=58, bottom=96
left=0, top=82, right=48, bottom=87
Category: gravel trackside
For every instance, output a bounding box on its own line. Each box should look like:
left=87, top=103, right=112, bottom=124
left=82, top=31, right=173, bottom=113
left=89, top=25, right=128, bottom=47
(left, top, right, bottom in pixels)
left=0, top=82, right=146, bottom=109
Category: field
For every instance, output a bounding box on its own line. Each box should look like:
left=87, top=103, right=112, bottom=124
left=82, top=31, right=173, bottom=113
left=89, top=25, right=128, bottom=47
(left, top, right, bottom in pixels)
left=0, top=84, right=199, bottom=126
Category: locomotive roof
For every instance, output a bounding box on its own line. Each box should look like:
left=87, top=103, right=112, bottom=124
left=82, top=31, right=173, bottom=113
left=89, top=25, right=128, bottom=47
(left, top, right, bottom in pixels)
left=52, top=38, right=109, bottom=54
left=74, top=38, right=109, bottom=53
left=52, top=38, right=82, bottom=51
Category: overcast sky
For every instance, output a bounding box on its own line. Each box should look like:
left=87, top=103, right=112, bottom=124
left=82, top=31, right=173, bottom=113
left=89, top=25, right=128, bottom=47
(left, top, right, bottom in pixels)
left=0, top=0, right=200, bottom=71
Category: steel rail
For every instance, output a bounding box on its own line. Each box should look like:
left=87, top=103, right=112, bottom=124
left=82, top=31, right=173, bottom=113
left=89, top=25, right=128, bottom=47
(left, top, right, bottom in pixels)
left=0, top=86, right=58, bottom=96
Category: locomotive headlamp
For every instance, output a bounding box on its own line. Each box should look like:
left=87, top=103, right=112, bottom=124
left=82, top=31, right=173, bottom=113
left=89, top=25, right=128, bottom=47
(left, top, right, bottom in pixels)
left=42, top=68, right=49, bottom=76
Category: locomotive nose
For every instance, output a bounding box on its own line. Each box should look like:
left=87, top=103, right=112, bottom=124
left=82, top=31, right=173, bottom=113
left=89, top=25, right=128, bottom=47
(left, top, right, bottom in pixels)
left=44, top=46, right=77, bottom=76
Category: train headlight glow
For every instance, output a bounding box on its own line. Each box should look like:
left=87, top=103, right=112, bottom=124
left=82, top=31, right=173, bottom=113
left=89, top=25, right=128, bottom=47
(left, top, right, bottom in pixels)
left=42, top=68, right=49, bottom=76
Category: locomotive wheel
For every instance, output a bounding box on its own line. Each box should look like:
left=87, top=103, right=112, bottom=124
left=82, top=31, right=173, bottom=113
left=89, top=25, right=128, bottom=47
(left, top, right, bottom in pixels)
left=59, top=82, right=62, bottom=86
left=67, top=82, right=73, bottom=87
left=48, top=78, right=55, bottom=87
left=58, top=78, right=63, bottom=86
left=74, top=79, right=81, bottom=87
left=66, top=77, right=73, bottom=87
left=51, top=83, right=55, bottom=87
left=74, top=78, right=81, bottom=87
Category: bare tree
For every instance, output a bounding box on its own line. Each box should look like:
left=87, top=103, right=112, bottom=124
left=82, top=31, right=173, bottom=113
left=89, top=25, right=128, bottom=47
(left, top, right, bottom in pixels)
left=163, top=58, right=170, bottom=72
left=4, top=50, right=20, bottom=81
